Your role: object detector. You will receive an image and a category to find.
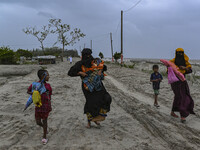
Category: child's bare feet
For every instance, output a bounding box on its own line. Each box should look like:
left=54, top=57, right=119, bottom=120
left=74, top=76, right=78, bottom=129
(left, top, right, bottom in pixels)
left=171, top=112, right=179, bottom=118
left=86, top=121, right=91, bottom=129
left=42, top=138, right=48, bottom=145
left=154, top=103, right=160, bottom=108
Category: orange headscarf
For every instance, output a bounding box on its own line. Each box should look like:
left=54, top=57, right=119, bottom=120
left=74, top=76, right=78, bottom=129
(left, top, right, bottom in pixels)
left=170, top=48, right=191, bottom=74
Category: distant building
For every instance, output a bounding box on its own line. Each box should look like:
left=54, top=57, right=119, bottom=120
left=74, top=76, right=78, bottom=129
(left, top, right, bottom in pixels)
left=37, top=55, right=56, bottom=65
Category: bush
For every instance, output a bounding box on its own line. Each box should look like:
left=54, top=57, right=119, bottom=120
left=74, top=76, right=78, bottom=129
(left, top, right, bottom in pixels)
left=16, top=49, right=33, bottom=59
left=128, top=64, right=135, bottom=69
left=99, top=52, right=104, bottom=59
left=114, top=52, right=121, bottom=62
left=0, top=47, right=16, bottom=64
left=123, top=64, right=128, bottom=68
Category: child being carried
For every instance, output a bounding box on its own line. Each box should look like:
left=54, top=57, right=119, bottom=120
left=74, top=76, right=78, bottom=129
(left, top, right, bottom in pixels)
left=81, top=58, right=105, bottom=92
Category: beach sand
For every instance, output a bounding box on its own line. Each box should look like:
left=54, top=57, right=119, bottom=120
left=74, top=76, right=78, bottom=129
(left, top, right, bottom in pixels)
left=0, top=59, right=200, bottom=150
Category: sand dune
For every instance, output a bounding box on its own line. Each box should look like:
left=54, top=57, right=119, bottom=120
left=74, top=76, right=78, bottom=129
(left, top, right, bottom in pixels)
left=0, top=59, right=200, bottom=150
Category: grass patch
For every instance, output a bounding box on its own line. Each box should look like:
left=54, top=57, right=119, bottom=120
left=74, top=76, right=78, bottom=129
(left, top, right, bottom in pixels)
left=104, top=61, right=111, bottom=64
left=23, top=61, right=38, bottom=65
left=122, top=63, right=135, bottom=69
left=105, top=61, right=135, bottom=69
left=40, top=66, right=47, bottom=70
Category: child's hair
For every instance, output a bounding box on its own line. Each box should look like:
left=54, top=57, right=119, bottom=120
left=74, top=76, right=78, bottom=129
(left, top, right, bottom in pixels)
left=37, top=69, right=47, bottom=80
left=153, top=65, right=159, bottom=70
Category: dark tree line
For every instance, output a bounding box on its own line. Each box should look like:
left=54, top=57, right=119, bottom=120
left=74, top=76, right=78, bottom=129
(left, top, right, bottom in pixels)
left=31, top=47, right=79, bottom=57
left=0, top=46, right=79, bottom=64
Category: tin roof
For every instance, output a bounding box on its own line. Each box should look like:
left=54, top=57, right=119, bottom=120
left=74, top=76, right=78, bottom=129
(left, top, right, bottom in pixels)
left=37, top=55, right=56, bottom=59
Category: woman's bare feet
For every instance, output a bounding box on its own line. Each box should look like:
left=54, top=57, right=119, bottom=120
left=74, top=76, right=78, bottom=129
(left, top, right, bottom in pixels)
left=181, top=117, right=186, bottom=123
left=92, top=115, right=105, bottom=122
left=94, top=121, right=100, bottom=126
left=171, top=112, right=179, bottom=118
left=86, top=121, right=91, bottom=129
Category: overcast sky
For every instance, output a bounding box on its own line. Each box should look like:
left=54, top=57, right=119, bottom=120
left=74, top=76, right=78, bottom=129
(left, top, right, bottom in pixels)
left=0, top=0, right=200, bottom=59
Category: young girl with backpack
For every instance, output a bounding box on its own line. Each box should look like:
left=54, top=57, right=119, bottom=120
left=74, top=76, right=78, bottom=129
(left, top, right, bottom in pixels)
left=27, top=69, right=52, bottom=144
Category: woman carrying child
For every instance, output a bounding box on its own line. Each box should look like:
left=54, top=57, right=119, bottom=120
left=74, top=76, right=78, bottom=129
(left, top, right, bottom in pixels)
left=68, top=48, right=112, bottom=128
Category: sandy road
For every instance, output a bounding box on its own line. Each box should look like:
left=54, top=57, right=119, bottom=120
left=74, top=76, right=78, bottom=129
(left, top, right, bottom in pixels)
left=0, top=60, right=200, bottom=150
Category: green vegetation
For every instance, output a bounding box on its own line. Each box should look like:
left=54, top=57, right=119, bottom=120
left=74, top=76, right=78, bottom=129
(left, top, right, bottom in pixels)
left=31, top=47, right=79, bottom=57
left=0, top=46, right=80, bottom=65
left=23, top=61, right=37, bottom=65
left=105, top=60, right=135, bottom=69
left=127, top=64, right=135, bottom=69
left=0, top=47, right=16, bottom=64
left=40, top=66, right=47, bottom=70
left=16, top=49, right=33, bottom=59
left=113, top=52, right=121, bottom=62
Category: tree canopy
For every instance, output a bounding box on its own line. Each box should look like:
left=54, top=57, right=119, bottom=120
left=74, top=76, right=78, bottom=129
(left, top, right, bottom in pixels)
left=114, top=52, right=121, bottom=62
left=23, top=25, right=51, bottom=51
left=0, top=47, right=16, bottom=64
left=99, top=52, right=104, bottom=59
left=49, top=18, right=85, bottom=61
left=31, top=47, right=79, bottom=58
left=16, top=49, right=33, bottom=58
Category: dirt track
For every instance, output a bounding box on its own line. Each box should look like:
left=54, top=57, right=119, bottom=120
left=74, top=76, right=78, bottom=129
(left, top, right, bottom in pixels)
left=0, top=60, right=200, bottom=150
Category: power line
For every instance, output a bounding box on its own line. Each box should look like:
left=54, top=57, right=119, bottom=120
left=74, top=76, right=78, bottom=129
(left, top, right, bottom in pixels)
left=114, top=20, right=121, bottom=35
left=124, top=0, right=142, bottom=13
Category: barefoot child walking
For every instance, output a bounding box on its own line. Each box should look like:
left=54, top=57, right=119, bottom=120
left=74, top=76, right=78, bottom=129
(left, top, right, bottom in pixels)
left=27, top=69, right=52, bottom=144
left=150, top=65, right=163, bottom=108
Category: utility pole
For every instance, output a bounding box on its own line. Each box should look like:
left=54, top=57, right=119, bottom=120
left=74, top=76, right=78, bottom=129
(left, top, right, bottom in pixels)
left=84, top=43, right=86, bottom=49
left=121, top=10, right=123, bottom=64
left=79, top=46, right=82, bottom=58
left=110, top=32, right=114, bottom=62
left=90, top=40, right=92, bottom=50
left=79, top=46, right=82, bottom=53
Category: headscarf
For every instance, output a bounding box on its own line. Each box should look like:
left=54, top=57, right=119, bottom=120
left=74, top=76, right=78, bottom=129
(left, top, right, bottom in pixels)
left=81, top=48, right=94, bottom=68
left=170, top=48, right=191, bottom=74
left=175, top=48, right=186, bottom=67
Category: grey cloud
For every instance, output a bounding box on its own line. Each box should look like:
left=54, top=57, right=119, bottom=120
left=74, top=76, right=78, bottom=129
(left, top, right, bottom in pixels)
left=0, top=0, right=200, bottom=59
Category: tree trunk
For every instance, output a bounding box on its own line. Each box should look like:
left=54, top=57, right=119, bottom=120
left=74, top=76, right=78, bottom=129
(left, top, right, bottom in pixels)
left=61, top=43, right=64, bottom=62
left=40, top=42, right=44, bottom=55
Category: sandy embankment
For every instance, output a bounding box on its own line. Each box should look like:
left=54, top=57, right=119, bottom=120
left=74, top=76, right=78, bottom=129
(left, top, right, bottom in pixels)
left=0, top=65, right=41, bottom=86
left=0, top=59, right=200, bottom=150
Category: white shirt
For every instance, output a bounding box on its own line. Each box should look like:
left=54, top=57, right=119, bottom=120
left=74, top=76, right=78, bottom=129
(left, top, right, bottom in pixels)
left=69, top=57, right=72, bottom=62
